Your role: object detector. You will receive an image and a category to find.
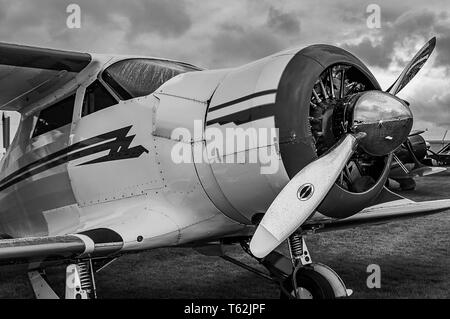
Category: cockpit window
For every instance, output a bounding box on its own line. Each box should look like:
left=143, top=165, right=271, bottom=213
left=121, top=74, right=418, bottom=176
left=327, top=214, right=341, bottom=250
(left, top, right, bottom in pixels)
left=102, top=59, right=200, bottom=100
left=82, top=80, right=118, bottom=117
left=32, top=94, right=75, bottom=138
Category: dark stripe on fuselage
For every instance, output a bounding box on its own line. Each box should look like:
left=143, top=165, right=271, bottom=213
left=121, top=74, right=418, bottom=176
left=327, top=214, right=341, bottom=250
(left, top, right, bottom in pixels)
left=208, top=89, right=277, bottom=112
left=0, top=126, right=148, bottom=192
left=206, top=103, right=275, bottom=126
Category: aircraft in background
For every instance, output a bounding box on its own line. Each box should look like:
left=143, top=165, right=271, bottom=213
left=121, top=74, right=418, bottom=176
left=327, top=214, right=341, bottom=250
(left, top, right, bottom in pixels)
left=389, top=130, right=449, bottom=190
left=427, top=130, right=450, bottom=166
left=0, top=37, right=449, bottom=299
left=389, top=131, right=447, bottom=190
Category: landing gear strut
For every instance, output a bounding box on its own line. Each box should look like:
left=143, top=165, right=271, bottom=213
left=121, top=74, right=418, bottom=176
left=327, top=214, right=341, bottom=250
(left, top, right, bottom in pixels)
left=65, top=260, right=97, bottom=299
left=281, top=234, right=336, bottom=299
left=28, top=259, right=98, bottom=299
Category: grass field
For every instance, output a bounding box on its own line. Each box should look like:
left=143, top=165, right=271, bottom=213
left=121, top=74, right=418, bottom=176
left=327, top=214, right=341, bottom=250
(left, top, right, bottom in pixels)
left=0, top=172, right=449, bottom=299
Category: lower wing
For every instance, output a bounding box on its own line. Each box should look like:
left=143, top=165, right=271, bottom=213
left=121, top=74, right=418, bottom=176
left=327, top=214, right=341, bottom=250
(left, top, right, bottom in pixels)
left=304, top=193, right=450, bottom=233
left=0, top=229, right=124, bottom=266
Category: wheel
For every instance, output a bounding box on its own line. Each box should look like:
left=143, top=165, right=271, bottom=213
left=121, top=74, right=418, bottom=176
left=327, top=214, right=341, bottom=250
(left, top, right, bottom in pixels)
left=280, top=267, right=335, bottom=299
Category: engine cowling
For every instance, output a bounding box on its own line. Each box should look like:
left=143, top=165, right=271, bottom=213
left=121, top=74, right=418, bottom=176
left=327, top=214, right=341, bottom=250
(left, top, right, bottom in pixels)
left=198, top=45, right=400, bottom=222
left=155, top=44, right=406, bottom=224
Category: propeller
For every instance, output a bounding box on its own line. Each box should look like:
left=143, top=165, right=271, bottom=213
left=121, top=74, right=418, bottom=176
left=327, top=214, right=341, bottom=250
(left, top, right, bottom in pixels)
left=250, top=37, right=437, bottom=259
left=250, top=133, right=365, bottom=258
left=387, top=37, right=436, bottom=95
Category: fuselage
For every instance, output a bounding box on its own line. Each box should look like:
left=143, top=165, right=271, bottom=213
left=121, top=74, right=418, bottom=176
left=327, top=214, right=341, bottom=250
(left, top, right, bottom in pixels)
left=0, top=54, right=253, bottom=250
left=0, top=44, right=395, bottom=252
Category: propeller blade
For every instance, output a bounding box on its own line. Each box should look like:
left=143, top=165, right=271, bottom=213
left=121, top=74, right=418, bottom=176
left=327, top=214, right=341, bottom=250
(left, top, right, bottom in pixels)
left=409, top=129, right=426, bottom=137
left=250, top=133, right=365, bottom=258
left=387, top=37, right=436, bottom=95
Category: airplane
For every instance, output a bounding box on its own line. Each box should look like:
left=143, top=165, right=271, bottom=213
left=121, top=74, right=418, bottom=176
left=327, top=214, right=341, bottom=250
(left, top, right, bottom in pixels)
left=429, top=143, right=450, bottom=166
left=389, top=131, right=447, bottom=190
left=427, top=131, right=450, bottom=167
left=0, top=36, right=449, bottom=299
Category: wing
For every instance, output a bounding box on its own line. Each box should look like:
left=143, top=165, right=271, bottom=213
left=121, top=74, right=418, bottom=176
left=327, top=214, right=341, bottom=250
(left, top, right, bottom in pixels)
left=0, top=229, right=123, bottom=266
left=0, top=42, right=92, bottom=112
left=304, top=188, right=450, bottom=233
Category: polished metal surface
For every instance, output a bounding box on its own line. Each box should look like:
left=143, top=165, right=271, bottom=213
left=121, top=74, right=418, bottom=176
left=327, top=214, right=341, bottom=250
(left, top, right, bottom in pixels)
left=350, top=91, right=413, bottom=156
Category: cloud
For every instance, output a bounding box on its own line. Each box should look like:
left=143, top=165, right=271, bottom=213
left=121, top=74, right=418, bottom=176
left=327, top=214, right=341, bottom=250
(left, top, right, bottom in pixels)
left=0, top=0, right=192, bottom=50
left=209, top=23, right=284, bottom=67
left=344, top=37, right=391, bottom=68
left=116, top=0, right=192, bottom=38
left=433, top=21, right=450, bottom=67
left=266, top=7, right=301, bottom=35
left=343, top=9, right=450, bottom=69
left=418, top=92, right=450, bottom=127
left=435, top=36, right=450, bottom=66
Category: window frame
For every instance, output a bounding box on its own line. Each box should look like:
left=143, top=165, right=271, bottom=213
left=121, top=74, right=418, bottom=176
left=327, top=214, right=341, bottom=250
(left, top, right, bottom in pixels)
left=81, top=79, right=119, bottom=118
left=31, top=93, right=77, bottom=139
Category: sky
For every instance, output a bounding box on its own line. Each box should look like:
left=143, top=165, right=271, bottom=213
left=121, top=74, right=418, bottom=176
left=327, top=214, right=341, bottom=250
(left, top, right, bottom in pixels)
left=0, top=0, right=449, bottom=145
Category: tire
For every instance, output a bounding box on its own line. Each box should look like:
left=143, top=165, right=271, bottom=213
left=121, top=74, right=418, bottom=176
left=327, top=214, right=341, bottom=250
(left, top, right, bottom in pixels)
left=280, top=267, right=335, bottom=299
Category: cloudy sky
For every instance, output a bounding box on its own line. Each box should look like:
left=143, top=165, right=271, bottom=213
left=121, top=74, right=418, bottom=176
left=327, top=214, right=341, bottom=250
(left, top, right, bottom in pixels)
left=0, top=0, right=449, bottom=140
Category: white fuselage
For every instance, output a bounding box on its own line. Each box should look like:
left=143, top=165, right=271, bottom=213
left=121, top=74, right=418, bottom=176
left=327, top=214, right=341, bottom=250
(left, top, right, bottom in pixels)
left=0, top=49, right=307, bottom=252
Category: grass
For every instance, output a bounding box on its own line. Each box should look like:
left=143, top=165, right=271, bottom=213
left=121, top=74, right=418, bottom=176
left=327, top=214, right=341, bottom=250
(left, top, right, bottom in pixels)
left=0, top=172, right=449, bottom=299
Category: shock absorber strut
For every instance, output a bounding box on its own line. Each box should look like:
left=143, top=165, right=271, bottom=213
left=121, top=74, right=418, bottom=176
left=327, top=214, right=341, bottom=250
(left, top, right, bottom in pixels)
left=287, top=233, right=312, bottom=267
left=65, top=259, right=97, bottom=299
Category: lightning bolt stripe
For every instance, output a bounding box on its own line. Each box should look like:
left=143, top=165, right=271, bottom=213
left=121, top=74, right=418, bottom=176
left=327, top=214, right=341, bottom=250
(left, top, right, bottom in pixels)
left=0, top=126, right=148, bottom=192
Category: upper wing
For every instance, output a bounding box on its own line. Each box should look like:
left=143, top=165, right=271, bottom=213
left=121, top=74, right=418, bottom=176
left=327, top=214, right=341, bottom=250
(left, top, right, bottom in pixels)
left=304, top=192, right=450, bottom=233
left=0, top=42, right=92, bottom=112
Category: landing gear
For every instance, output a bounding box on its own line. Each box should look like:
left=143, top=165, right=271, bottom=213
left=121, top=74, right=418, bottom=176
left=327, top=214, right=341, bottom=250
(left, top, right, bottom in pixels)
left=65, top=260, right=97, bottom=299
left=254, top=234, right=352, bottom=299
left=28, top=259, right=98, bottom=299
left=280, top=267, right=335, bottom=299
left=280, top=234, right=337, bottom=299
left=199, top=236, right=352, bottom=299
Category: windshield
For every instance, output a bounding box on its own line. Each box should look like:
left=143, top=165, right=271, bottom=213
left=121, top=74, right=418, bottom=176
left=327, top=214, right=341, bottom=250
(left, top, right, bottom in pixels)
left=102, top=58, right=200, bottom=100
